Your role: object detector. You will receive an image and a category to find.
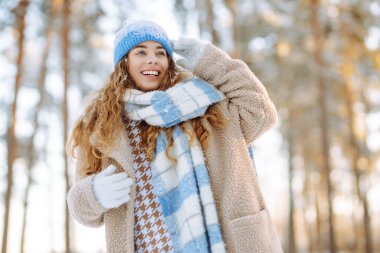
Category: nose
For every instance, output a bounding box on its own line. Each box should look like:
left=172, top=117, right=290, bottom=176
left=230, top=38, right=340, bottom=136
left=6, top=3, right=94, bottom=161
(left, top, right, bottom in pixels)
left=147, top=53, right=158, bottom=64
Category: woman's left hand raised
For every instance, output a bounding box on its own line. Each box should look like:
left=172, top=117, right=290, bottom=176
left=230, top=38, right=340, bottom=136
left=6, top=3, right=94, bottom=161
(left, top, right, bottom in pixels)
left=171, top=38, right=206, bottom=71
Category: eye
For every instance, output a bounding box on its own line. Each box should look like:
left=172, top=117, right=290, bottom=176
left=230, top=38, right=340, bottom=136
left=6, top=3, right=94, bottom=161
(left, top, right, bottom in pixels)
left=136, top=50, right=146, bottom=55
left=157, top=51, right=166, bottom=56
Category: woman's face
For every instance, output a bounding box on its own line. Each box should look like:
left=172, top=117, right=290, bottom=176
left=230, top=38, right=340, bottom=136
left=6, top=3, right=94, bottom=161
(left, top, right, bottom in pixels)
left=127, top=41, right=169, bottom=92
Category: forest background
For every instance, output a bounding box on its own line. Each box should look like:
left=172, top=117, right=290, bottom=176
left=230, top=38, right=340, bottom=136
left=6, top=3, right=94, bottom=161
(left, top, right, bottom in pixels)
left=1, top=0, right=380, bottom=252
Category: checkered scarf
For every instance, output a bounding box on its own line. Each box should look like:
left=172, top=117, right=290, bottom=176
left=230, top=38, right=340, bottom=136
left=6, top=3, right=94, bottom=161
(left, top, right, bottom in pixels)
left=124, top=78, right=226, bottom=253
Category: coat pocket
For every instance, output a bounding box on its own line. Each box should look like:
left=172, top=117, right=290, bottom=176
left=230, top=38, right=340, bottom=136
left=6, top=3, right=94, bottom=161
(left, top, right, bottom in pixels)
left=226, top=209, right=283, bottom=253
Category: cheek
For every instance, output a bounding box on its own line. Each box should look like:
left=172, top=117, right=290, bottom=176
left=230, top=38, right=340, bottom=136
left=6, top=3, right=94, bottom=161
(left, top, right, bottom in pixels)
left=127, top=59, right=140, bottom=78
left=161, top=59, right=169, bottom=73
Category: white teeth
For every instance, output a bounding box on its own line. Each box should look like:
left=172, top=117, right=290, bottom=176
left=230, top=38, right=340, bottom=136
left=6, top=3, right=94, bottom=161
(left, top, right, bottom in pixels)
left=142, top=70, right=159, bottom=76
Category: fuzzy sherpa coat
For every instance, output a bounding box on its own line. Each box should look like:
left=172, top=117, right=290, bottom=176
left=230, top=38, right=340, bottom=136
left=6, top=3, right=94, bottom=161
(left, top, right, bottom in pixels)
left=67, top=44, right=283, bottom=253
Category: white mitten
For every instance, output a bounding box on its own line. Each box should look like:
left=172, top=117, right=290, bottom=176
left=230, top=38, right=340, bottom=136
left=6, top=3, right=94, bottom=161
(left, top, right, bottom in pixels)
left=171, top=38, right=206, bottom=71
left=92, top=165, right=133, bottom=209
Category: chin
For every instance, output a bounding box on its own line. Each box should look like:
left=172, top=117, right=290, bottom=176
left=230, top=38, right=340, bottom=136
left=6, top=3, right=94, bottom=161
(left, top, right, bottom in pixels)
left=140, top=86, right=159, bottom=92
left=135, top=80, right=161, bottom=92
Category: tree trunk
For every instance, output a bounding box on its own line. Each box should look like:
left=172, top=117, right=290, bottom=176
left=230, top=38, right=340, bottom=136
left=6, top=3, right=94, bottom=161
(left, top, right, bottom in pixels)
left=19, top=1, right=56, bottom=252
left=2, top=1, right=29, bottom=253
left=309, top=0, right=336, bottom=252
left=315, top=192, right=322, bottom=252
left=62, top=0, right=71, bottom=252
left=286, top=125, right=297, bottom=253
left=223, top=0, right=240, bottom=57
left=195, top=0, right=207, bottom=39
left=360, top=80, right=379, bottom=252
left=362, top=193, right=372, bottom=253
left=204, top=0, right=219, bottom=45
left=300, top=133, right=314, bottom=253
left=341, top=51, right=373, bottom=253
left=338, top=9, right=374, bottom=252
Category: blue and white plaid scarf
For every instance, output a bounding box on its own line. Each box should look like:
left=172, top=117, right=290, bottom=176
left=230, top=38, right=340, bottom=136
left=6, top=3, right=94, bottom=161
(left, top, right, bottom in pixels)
left=124, top=78, right=226, bottom=253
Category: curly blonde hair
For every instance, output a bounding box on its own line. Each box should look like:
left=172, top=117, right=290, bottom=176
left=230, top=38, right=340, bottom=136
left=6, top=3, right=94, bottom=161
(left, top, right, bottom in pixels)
left=67, top=54, right=226, bottom=176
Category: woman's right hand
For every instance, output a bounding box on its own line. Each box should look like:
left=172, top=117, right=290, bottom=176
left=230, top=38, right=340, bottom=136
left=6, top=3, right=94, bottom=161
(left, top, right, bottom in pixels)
left=92, top=165, right=133, bottom=209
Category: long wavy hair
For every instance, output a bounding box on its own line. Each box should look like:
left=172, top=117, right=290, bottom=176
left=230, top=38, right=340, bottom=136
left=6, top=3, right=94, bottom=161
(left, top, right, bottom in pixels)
left=67, top=53, right=226, bottom=176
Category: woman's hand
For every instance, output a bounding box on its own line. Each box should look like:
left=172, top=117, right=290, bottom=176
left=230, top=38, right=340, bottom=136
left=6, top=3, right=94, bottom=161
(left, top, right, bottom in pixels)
left=92, top=165, right=133, bottom=209
left=171, top=38, right=206, bottom=71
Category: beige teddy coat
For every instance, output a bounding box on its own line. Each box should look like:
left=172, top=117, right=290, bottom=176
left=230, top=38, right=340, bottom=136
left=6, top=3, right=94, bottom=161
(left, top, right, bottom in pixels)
left=67, top=44, right=283, bottom=253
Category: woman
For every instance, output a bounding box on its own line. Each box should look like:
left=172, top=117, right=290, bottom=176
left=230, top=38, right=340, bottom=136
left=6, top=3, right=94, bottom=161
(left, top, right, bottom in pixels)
left=67, top=20, right=283, bottom=253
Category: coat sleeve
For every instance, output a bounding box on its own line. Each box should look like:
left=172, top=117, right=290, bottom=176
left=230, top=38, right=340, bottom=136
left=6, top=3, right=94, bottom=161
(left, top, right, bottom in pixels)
left=193, top=44, right=277, bottom=143
left=67, top=149, right=108, bottom=227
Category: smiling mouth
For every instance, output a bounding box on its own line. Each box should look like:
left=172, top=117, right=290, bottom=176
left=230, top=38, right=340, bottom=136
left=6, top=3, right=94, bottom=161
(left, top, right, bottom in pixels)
left=141, top=70, right=160, bottom=76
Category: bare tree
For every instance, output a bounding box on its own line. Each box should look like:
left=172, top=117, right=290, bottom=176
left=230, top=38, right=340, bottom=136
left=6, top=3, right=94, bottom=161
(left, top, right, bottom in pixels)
left=2, top=1, right=29, bottom=252
left=223, top=0, right=239, bottom=57
left=19, top=1, right=57, bottom=252
left=339, top=15, right=373, bottom=252
left=301, top=141, right=317, bottom=253
left=309, top=0, right=336, bottom=252
left=204, top=0, right=220, bottom=45
left=62, top=0, right=71, bottom=251
left=285, top=110, right=297, bottom=253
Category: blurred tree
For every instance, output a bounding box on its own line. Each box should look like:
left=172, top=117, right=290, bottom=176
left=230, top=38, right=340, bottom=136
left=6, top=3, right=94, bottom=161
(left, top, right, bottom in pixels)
left=61, top=0, right=71, bottom=252
left=309, top=0, right=336, bottom=252
left=338, top=2, right=375, bottom=252
left=195, top=0, right=210, bottom=42
left=19, top=0, right=57, bottom=252
left=173, top=0, right=189, bottom=33
left=205, top=0, right=220, bottom=45
left=223, top=0, right=239, bottom=57
left=284, top=100, right=297, bottom=253
left=2, top=1, right=29, bottom=253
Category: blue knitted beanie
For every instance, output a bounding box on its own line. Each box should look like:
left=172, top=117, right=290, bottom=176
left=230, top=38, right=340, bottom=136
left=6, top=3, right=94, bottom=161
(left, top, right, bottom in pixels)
left=113, top=20, right=173, bottom=66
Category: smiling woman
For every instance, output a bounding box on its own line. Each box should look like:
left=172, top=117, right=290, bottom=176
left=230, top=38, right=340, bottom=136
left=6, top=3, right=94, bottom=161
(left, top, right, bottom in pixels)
left=66, top=19, right=282, bottom=253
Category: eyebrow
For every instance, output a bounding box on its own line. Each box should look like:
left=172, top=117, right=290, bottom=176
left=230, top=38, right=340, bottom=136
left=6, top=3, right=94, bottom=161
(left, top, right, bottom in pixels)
left=133, top=45, right=165, bottom=50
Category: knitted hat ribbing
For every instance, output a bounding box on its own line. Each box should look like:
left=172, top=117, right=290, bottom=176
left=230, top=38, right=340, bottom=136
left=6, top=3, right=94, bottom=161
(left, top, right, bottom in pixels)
left=113, top=20, right=173, bottom=66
